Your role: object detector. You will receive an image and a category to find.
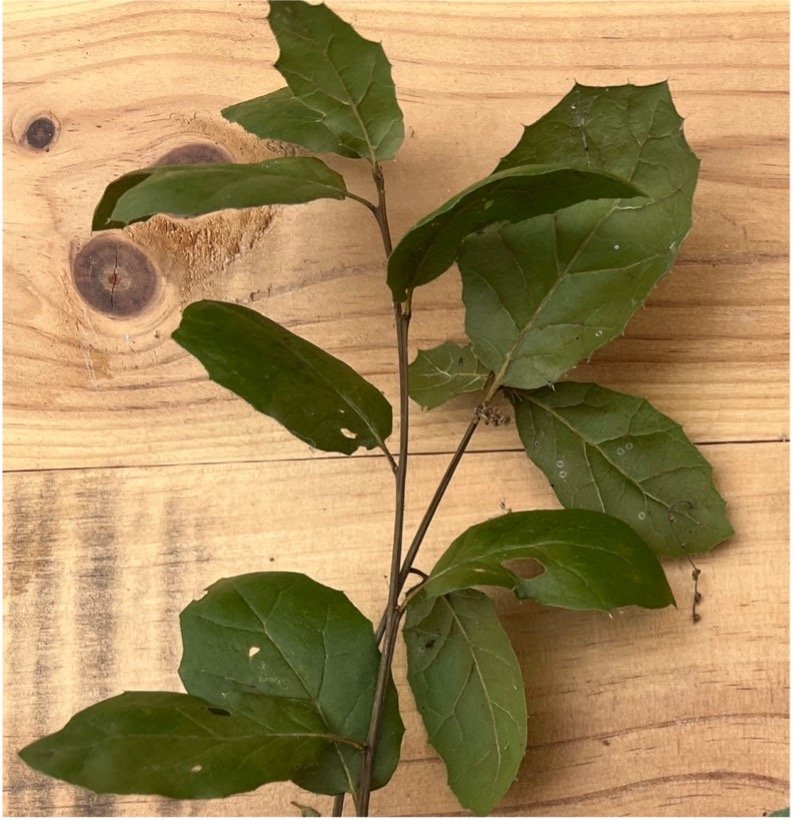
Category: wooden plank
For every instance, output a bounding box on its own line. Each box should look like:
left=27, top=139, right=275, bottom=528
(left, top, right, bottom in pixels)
left=4, top=443, right=788, bottom=816
left=4, top=1, right=789, bottom=818
left=4, top=0, right=788, bottom=471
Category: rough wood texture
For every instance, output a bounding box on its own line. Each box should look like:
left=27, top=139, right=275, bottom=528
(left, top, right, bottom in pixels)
left=4, top=0, right=788, bottom=817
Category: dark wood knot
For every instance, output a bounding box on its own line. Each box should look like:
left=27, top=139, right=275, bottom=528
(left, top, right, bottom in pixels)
left=72, top=235, right=159, bottom=317
left=154, top=141, right=233, bottom=166
left=25, top=117, right=56, bottom=150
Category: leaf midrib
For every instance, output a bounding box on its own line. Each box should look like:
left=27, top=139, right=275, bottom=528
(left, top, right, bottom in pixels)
left=488, top=201, right=618, bottom=389
left=278, top=25, right=379, bottom=164
left=521, top=392, right=692, bottom=523
left=232, top=583, right=360, bottom=800
left=191, top=304, right=388, bottom=453
left=439, top=596, right=504, bottom=809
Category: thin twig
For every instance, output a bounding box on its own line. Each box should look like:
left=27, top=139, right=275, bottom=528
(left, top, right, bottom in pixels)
left=346, top=190, right=379, bottom=213
left=375, top=404, right=483, bottom=643
left=371, top=164, right=394, bottom=257
left=332, top=794, right=345, bottom=817
left=686, top=556, right=703, bottom=623
left=379, top=443, right=398, bottom=475
left=356, top=163, right=407, bottom=816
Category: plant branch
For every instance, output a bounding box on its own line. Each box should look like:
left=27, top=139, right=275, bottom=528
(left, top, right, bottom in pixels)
left=332, top=794, right=345, bottom=817
left=347, top=190, right=379, bottom=213
left=379, top=443, right=398, bottom=475
left=356, top=163, right=408, bottom=816
left=372, top=164, right=394, bottom=258
left=375, top=403, right=484, bottom=643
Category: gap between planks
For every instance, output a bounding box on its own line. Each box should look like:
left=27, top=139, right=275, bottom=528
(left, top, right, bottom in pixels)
left=2, top=436, right=788, bottom=477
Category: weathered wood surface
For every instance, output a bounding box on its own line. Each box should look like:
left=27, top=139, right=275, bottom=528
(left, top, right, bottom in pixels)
left=4, top=0, right=788, bottom=817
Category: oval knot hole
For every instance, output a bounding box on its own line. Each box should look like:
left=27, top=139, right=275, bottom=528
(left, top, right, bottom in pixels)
left=26, top=117, right=56, bottom=150
left=72, top=235, right=159, bottom=317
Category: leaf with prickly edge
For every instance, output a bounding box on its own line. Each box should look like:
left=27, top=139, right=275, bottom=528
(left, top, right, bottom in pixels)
left=172, top=301, right=392, bottom=456
left=387, top=164, right=643, bottom=303
left=461, top=81, right=699, bottom=389
left=423, top=510, right=675, bottom=611
left=510, top=382, right=734, bottom=557
left=92, top=156, right=348, bottom=230
left=408, top=341, right=489, bottom=410
left=267, top=1, right=404, bottom=163
left=18, top=691, right=338, bottom=799
left=404, top=589, right=527, bottom=816
left=222, top=87, right=356, bottom=157
left=179, top=572, right=404, bottom=799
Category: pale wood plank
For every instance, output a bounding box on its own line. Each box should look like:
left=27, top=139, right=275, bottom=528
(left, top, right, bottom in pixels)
left=4, top=1, right=788, bottom=817
left=4, top=0, right=788, bottom=471
left=4, top=443, right=788, bottom=816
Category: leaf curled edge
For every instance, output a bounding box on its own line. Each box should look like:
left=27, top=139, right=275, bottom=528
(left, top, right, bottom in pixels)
left=172, top=301, right=393, bottom=457
left=387, top=164, right=643, bottom=303
left=92, top=156, right=348, bottom=230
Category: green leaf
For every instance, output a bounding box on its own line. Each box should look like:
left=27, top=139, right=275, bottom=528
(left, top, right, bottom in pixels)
left=387, top=164, right=642, bottom=303
left=768, top=809, right=790, bottom=817
left=172, top=300, right=392, bottom=456
left=179, top=572, right=404, bottom=799
left=18, top=691, right=334, bottom=799
left=223, top=87, right=355, bottom=157
left=422, top=510, right=675, bottom=611
left=267, top=1, right=404, bottom=163
left=92, top=156, right=348, bottom=230
left=408, top=341, right=489, bottom=410
left=461, top=81, right=699, bottom=389
left=511, top=382, right=734, bottom=557
left=404, top=589, right=527, bottom=816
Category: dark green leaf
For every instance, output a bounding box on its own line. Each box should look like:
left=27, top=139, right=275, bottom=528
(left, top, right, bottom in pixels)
left=92, top=156, right=347, bottom=230
left=267, top=1, right=404, bottom=163
left=461, top=82, right=699, bottom=389
left=768, top=809, right=790, bottom=817
left=172, top=301, right=392, bottom=456
left=387, top=164, right=642, bottom=303
left=408, top=341, right=489, bottom=410
left=422, top=510, right=675, bottom=611
left=511, top=383, right=733, bottom=556
left=404, top=589, right=527, bottom=815
left=223, top=87, right=354, bottom=156
left=179, top=572, right=404, bottom=799
left=18, top=691, right=333, bottom=799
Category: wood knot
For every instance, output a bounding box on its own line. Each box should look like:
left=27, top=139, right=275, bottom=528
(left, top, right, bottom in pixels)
left=25, top=116, right=57, bottom=150
left=72, top=235, right=159, bottom=317
left=154, top=141, right=233, bottom=166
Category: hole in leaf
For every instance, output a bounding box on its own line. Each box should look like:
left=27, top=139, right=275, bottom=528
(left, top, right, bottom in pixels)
left=190, top=764, right=203, bottom=773
left=248, top=646, right=260, bottom=658
left=207, top=706, right=231, bottom=717
left=340, top=427, right=357, bottom=440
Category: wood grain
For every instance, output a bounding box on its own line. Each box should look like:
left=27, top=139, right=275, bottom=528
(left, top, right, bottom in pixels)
left=4, top=0, right=788, bottom=471
left=4, top=444, right=788, bottom=816
left=4, top=0, right=789, bottom=817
